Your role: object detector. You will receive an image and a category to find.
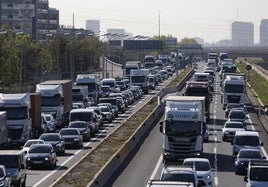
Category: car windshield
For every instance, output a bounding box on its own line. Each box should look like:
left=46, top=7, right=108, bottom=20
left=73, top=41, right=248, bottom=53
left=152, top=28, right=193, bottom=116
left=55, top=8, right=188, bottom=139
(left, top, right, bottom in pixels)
left=60, top=129, right=79, bottom=135
left=250, top=168, right=268, bottom=181
left=225, top=122, right=243, bottom=128
left=29, top=146, right=51, bottom=153
left=184, top=161, right=210, bottom=171
left=24, top=140, right=44, bottom=147
left=69, top=123, right=87, bottom=128
left=238, top=151, right=262, bottom=159
left=100, top=107, right=109, bottom=112
left=161, top=173, right=195, bottom=184
left=40, top=134, right=60, bottom=141
left=235, top=136, right=260, bottom=146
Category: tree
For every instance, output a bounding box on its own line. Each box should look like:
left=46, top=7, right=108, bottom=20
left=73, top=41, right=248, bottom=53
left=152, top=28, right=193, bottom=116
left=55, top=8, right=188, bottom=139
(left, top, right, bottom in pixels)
left=179, top=37, right=198, bottom=45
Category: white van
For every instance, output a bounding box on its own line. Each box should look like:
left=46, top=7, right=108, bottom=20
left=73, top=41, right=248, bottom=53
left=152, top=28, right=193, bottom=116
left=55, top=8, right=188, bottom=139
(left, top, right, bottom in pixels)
left=232, top=131, right=263, bottom=157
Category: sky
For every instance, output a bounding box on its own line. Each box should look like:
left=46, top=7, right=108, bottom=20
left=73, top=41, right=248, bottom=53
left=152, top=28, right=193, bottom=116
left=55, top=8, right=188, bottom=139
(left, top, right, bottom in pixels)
left=49, top=0, right=268, bottom=44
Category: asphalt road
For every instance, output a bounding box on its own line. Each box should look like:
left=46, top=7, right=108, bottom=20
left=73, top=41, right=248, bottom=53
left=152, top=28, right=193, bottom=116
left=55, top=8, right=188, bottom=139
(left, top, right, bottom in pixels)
left=108, top=61, right=268, bottom=187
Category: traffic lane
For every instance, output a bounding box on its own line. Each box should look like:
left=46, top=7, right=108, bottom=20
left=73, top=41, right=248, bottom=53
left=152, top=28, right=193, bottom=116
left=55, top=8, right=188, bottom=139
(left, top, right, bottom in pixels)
left=26, top=91, right=157, bottom=186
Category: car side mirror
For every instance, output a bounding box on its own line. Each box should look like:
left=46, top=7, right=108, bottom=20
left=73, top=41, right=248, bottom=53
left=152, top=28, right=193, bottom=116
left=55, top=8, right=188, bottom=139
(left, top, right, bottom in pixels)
left=263, top=156, right=266, bottom=159
left=231, top=141, right=234, bottom=145
left=244, top=176, right=248, bottom=182
left=261, top=142, right=264, bottom=146
left=21, top=164, right=25, bottom=169
left=159, top=121, right=163, bottom=133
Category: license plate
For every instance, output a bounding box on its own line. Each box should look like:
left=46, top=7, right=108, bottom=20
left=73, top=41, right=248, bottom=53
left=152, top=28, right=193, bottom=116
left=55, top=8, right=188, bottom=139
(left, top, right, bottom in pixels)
left=33, top=161, right=42, bottom=164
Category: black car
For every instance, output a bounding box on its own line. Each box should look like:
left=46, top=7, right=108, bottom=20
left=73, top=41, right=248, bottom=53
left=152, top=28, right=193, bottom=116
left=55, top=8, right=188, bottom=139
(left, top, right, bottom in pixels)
left=26, top=144, right=57, bottom=169
left=68, top=121, right=91, bottom=141
left=59, top=128, right=83, bottom=149
left=39, top=133, right=65, bottom=155
left=235, top=148, right=265, bottom=175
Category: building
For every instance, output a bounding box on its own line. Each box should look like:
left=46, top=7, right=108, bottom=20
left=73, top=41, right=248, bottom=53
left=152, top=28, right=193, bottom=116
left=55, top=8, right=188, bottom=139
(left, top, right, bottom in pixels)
left=166, top=37, right=178, bottom=47
left=86, top=20, right=100, bottom=36
left=231, top=21, right=254, bottom=46
left=260, top=19, right=268, bottom=46
left=0, top=0, right=59, bottom=41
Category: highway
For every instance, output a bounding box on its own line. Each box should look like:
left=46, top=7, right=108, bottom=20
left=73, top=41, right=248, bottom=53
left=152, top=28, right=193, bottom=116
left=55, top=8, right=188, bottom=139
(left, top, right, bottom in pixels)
left=24, top=66, right=175, bottom=187
left=108, top=61, right=268, bottom=187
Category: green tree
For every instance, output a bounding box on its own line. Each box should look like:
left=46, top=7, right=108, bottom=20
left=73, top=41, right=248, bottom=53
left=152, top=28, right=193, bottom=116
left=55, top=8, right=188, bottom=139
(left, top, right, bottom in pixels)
left=179, top=37, right=198, bottom=45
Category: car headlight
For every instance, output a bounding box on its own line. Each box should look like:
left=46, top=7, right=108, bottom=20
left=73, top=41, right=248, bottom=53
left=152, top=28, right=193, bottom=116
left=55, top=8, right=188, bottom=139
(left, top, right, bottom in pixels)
left=0, top=180, right=5, bottom=186
left=45, top=157, right=50, bottom=161
left=74, top=138, right=79, bottom=141
left=27, top=157, right=31, bottom=161
left=205, top=174, right=212, bottom=180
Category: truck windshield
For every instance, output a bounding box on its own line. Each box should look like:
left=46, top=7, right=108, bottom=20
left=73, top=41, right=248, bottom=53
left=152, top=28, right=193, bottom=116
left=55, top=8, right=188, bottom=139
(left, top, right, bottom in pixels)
left=41, top=95, right=61, bottom=106
left=72, top=94, right=83, bottom=102
left=0, top=155, right=19, bottom=168
left=102, top=81, right=115, bottom=88
left=76, top=83, right=96, bottom=92
left=165, top=120, right=201, bottom=136
left=224, top=85, right=244, bottom=93
left=0, top=107, right=28, bottom=120
left=131, top=76, right=145, bottom=83
left=70, top=112, right=92, bottom=122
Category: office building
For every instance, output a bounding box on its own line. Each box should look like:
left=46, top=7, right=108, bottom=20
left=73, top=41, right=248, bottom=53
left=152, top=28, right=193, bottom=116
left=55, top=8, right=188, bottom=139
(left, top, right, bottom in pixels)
left=260, top=19, right=268, bottom=46
left=86, top=20, right=100, bottom=36
left=231, top=21, right=254, bottom=46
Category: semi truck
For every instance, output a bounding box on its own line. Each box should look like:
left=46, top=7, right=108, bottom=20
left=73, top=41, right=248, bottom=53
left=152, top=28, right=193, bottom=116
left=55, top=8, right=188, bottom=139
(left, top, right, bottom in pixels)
left=222, top=73, right=246, bottom=109
left=160, top=96, right=205, bottom=163
left=36, top=80, right=72, bottom=127
left=130, top=69, right=150, bottom=94
left=124, top=61, right=141, bottom=78
left=184, top=81, right=211, bottom=123
left=76, top=74, right=99, bottom=105
left=0, top=93, right=42, bottom=144
left=72, top=85, right=89, bottom=108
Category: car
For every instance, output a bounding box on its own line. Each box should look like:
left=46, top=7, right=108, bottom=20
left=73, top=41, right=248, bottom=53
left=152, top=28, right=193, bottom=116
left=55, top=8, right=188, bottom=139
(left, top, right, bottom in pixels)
left=235, top=148, right=265, bottom=175
left=68, top=121, right=91, bottom=141
left=0, top=165, right=11, bottom=187
left=222, top=121, right=246, bottom=142
left=225, top=103, right=244, bottom=118
left=21, top=139, right=45, bottom=154
left=183, top=158, right=213, bottom=187
left=59, top=128, right=83, bottom=149
left=232, top=131, right=263, bottom=158
left=116, top=97, right=126, bottom=113
left=228, top=108, right=248, bottom=126
left=160, top=165, right=198, bottom=187
left=88, top=106, right=103, bottom=126
left=98, top=105, right=113, bottom=123
left=41, top=113, right=57, bottom=132
left=39, top=133, right=65, bottom=155
left=100, top=85, right=111, bottom=97
left=26, top=144, right=57, bottom=169
left=97, top=103, right=115, bottom=119
left=244, top=160, right=268, bottom=187
left=72, top=102, right=84, bottom=109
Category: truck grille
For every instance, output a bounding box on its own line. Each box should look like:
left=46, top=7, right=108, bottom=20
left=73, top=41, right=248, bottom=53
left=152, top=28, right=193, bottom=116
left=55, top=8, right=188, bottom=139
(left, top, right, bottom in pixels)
left=168, top=136, right=197, bottom=156
left=9, top=129, right=23, bottom=140
left=227, top=95, right=241, bottom=103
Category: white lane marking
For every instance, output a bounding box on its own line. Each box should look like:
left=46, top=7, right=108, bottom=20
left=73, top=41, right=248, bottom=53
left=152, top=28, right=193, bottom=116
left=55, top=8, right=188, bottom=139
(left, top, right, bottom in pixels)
left=149, top=154, right=163, bottom=180
left=248, top=117, right=268, bottom=158
left=213, top=79, right=219, bottom=187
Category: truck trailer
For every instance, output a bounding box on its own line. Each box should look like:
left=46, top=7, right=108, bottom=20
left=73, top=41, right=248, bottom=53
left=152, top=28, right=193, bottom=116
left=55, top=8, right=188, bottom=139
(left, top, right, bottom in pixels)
left=36, top=80, right=72, bottom=127
left=160, top=96, right=205, bottom=163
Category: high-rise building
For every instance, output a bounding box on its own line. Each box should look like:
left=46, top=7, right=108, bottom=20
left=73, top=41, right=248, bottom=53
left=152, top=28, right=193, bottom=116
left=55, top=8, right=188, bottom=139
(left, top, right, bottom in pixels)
left=260, top=19, right=268, bottom=46
left=231, top=21, right=254, bottom=46
left=86, top=20, right=100, bottom=36
left=0, top=0, right=59, bottom=40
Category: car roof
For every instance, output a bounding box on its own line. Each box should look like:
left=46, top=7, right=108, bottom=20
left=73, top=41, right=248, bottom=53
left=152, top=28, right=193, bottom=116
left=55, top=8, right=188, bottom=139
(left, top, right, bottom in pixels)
left=183, top=157, right=210, bottom=163
left=235, top=131, right=259, bottom=136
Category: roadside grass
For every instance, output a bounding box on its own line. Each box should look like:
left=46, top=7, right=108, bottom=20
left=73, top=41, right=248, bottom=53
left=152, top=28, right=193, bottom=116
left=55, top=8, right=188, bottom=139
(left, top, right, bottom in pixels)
left=54, top=69, right=192, bottom=187
left=166, top=67, right=192, bottom=88
left=236, top=60, right=268, bottom=107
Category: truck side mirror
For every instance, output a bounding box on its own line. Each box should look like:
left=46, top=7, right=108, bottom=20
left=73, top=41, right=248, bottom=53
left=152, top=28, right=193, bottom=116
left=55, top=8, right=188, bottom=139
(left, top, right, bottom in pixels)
left=244, top=176, right=248, bottom=182
left=159, top=121, right=163, bottom=133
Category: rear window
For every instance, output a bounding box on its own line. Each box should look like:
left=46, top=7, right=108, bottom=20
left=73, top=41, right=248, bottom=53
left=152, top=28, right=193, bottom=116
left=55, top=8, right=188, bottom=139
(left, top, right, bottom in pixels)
left=234, top=135, right=260, bottom=146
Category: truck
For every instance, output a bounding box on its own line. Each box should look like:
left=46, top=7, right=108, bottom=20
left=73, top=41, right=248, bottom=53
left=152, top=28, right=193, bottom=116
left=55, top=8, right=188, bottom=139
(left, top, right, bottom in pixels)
left=222, top=73, right=246, bottom=109
left=144, top=55, right=156, bottom=69
left=124, top=61, right=141, bottom=78
left=72, top=85, right=89, bottom=108
left=194, top=72, right=213, bottom=91
left=160, top=96, right=205, bottom=163
left=36, top=80, right=72, bottom=127
left=130, top=69, right=150, bottom=94
left=76, top=74, right=100, bottom=105
left=184, top=81, right=211, bottom=123
left=0, top=93, right=41, bottom=144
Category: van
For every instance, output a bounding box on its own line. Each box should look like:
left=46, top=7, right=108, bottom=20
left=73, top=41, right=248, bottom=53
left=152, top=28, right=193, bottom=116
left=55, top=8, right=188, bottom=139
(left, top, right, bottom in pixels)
left=0, top=150, right=27, bottom=187
left=232, top=131, right=263, bottom=158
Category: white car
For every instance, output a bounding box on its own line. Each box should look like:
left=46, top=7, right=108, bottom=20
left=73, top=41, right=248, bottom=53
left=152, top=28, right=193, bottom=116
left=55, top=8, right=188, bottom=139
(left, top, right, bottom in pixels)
left=222, top=121, right=246, bottom=142
left=21, top=139, right=45, bottom=154
left=183, top=158, right=213, bottom=187
left=41, top=113, right=57, bottom=132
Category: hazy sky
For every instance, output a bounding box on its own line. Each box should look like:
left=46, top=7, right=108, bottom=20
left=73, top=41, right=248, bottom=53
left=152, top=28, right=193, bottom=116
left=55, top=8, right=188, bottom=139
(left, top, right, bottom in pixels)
left=49, top=0, right=268, bottom=43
